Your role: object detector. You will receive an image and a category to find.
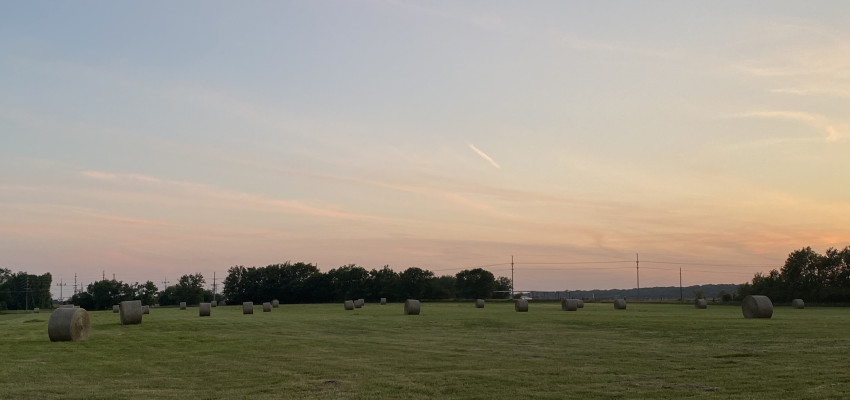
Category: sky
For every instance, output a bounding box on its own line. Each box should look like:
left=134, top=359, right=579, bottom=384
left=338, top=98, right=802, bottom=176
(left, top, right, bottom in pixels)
left=2, top=1, right=849, bottom=300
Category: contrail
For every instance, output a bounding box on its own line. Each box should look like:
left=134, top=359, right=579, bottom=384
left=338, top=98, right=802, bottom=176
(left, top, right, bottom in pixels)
left=468, top=144, right=501, bottom=169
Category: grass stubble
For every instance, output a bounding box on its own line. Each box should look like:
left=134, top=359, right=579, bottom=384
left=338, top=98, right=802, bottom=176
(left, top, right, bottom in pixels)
left=2, top=301, right=849, bottom=399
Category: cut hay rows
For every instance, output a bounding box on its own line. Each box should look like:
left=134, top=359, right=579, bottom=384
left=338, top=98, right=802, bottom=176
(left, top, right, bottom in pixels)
left=263, top=302, right=272, bottom=312
left=47, top=307, right=90, bottom=342
left=515, top=299, right=529, bottom=312
left=614, top=299, right=627, bottom=310
left=199, top=302, right=211, bottom=317
left=243, top=302, right=254, bottom=315
left=475, top=299, right=485, bottom=308
left=179, top=302, right=187, bottom=310
left=792, top=299, right=805, bottom=309
left=344, top=300, right=355, bottom=310
left=404, top=299, right=420, bottom=315
left=119, top=300, right=143, bottom=325
left=742, top=295, right=773, bottom=318
left=561, top=299, right=578, bottom=311
left=695, top=299, right=707, bottom=309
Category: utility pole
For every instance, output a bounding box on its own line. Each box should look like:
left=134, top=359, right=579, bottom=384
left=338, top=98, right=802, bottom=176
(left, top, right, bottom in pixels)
left=25, top=275, right=29, bottom=311
left=112, top=273, right=115, bottom=281
left=102, top=270, right=105, bottom=281
left=510, top=255, right=515, bottom=299
left=679, top=267, right=683, bottom=302
left=162, top=277, right=169, bottom=288
left=212, top=272, right=218, bottom=300
left=73, top=273, right=78, bottom=295
left=56, top=279, right=67, bottom=303
left=636, top=253, right=640, bottom=301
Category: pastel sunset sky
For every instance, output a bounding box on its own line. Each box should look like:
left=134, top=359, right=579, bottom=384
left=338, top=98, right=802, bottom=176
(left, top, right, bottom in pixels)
left=2, top=1, right=848, bottom=299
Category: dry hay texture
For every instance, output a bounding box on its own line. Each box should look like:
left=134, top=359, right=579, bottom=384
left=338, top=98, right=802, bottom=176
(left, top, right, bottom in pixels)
left=199, top=302, right=211, bottom=317
left=48, top=307, right=91, bottom=342
left=179, top=302, right=187, bottom=310
left=475, top=299, right=485, bottom=308
left=142, top=305, right=150, bottom=315
left=614, top=299, right=627, bottom=310
left=263, top=302, right=272, bottom=312
left=792, top=299, right=805, bottom=309
left=515, top=299, right=529, bottom=312
left=577, top=299, right=584, bottom=308
left=742, top=295, right=774, bottom=319
left=119, top=300, right=143, bottom=325
left=404, top=299, right=421, bottom=315
left=243, top=302, right=254, bottom=314
left=344, top=300, right=355, bottom=310
left=380, top=297, right=387, bottom=305
left=272, top=299, right=280, bottom=308
left=561, top=299, right=578, bottom=311
left=695, top=299, right=708, bottom=309
left=112, top=305, right=119, bottom=313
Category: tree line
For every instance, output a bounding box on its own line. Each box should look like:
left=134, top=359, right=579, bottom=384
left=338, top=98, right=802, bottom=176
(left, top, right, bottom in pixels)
left=738, top=246, right=850, bottom=303
left=0, top=268, right=53, bottom=310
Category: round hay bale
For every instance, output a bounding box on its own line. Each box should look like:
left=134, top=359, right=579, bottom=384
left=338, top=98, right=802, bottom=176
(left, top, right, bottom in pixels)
left=791, top=299, right=805, bottom=309
left=272, top=299, right=280, bottom=308
left=475, top=299, right=485, bottom=308
left=119, top=300, right=143, bottom=325
left=112, top=305, right=119, bottom=313
left=404, top=299, right=421, bottom=315
left=695, top=299, right=707, bottom=309
left=243, top=302, right=254, bottom=314
left=515, top=299, right=529, bottom=312
left=179, top=302, right=187, bottom=310
left=614, top=299, right=627, bottom=310
left=142, top=305, right=150, bottom=315
left=33, top=308, right=40, bottom=313
left=211, top=301, right=217, bottom=307
left=742, top=295, right=773, bottom=319
left=562, top=299, right=578, bottom=311
left=380, top=297, right=387, bottom=305
left=199, top=302, right=211, bottom=317
left=354, top=299, right=363, bottom=309
left=48, top=307, right=90, bottom=342
left=263, top=302, right=272, bottom=312
left=344, top=300, right=355, bottom=310
left=577, top=299, right=584, bottom=308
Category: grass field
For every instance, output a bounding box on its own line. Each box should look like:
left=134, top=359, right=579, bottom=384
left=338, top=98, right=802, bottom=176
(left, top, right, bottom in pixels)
left=2, top=301, right=849, bottom=399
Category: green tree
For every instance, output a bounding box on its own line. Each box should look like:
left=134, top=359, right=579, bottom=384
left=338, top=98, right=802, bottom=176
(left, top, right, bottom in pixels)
left=455, top=268, right=496, bottom=299
left=493, top=276, right=512, bottom=299
left=174, top=273, right=206, bottom=305
left=138, top=281, right=159, bottom=306
left=399, top=267, right=434, bottom=300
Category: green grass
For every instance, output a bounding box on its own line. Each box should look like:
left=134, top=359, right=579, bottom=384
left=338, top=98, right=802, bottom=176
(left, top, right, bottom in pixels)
left=2, top=302, right=850, bottom=399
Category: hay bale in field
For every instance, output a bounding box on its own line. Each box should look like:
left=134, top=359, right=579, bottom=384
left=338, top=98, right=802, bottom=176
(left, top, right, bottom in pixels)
left=404, top=299, right=421, bottom=315
left=179, top=302, right=187, bottom=310
left=792, top=299, right=805, bottom=309
left=614, top=299, right=627, bottom=310
left=380, top=297, right=387, bottom=305
left=243, top=302, right=254, bottom=314
left=33, top=308, right=39, bottom=313
left=344, top=300, right=355, bottom=310
left=475, top=299, right=485, bottom=308
left=354, top=299, right=363, bottom=308
left=119, top=300, right=143, bottom=325
left=577, top=299, right=584, bottom=308
left=562, top=299, right=578, bottom=311
left=112, top=305, right=119, bottom=313
left=515, top=299, right=529, bottom=312
left=263, top=302, right=272, bottom=312
left=48, top=307, right=90, bottom=342
left=742, top=295, right=773, bottom=319
left=211, top=301, right=217, bottom=307
left=199, top=302, right=211, bottom=317
left=272, top=299, right=279, bottom=308
left=142, top=305, right=150, bottom=315
left=695, top=299, right=707, bottom=309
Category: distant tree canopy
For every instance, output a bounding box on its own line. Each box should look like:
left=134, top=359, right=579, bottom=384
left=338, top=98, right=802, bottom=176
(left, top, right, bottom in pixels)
left=221, top=262, right=511, bottom=304
left=738, top=246, right=850, bottom=303
left=0, top=269, right=52, bottom=310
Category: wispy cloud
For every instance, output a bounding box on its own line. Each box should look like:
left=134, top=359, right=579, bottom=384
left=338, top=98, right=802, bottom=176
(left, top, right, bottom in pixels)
left=468, top=144, right=501, bottom=169
left=733, top=110, right=848, bottom=142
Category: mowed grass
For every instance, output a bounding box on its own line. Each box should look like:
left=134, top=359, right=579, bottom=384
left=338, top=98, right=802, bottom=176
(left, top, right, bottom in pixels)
left=2, top=301, right=850, bottom=399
